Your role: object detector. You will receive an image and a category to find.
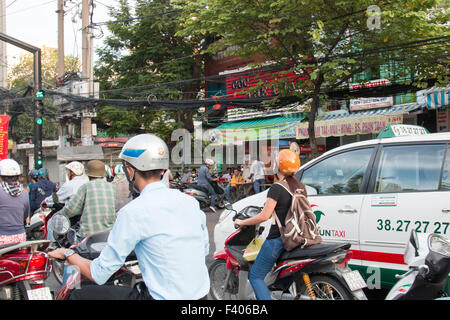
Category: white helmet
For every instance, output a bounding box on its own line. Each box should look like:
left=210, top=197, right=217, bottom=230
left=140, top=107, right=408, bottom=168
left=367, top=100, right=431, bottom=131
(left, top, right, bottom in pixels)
left=65, top=161, right=84, bottom=176
left=205, top=158, right=214, bottom=166
left=119, top=134, right=169, bottom=171
left=0, top=159, right=21, bottom=176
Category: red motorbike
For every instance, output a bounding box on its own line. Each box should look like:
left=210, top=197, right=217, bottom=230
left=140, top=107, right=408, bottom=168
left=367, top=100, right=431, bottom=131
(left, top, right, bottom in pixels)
left=46, top=214, right=141, bottom=300
left=208, top=205, right=368, bottom=300
left=0, top=240, right=53, bottom=300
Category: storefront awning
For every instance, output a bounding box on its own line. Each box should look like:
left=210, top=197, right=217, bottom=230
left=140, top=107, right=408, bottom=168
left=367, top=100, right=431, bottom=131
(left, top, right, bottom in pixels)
left=416, top=86, right=449, bottom=109
left=296, top=103, right=422, bottom=139
left=215, top=115, right=304, bottom=144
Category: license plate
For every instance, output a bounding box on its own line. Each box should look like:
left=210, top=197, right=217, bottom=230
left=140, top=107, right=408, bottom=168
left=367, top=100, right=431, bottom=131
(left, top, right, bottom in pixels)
left=342, top=270, right=367, bottom=291
left=27, top=287, right=52, bottom=300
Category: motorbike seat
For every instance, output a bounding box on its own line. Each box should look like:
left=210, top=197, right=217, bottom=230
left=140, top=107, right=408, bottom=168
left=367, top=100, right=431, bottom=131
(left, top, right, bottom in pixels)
left=277, top=242, right=351, bottom=262
left=186, top=183, right=209, bottom=194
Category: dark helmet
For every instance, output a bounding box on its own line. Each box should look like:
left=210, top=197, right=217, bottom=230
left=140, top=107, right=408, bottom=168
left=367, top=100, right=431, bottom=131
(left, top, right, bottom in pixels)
left=29, top=169, right=39, bottom=180
left=38, top=168, right=49, bottom=179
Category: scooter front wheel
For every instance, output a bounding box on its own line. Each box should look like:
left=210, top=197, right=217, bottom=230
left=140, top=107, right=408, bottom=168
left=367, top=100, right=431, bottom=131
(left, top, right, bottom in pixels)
left=208, top=260, right=239, bottom=300
left=295, top=274, right=353, bottom=300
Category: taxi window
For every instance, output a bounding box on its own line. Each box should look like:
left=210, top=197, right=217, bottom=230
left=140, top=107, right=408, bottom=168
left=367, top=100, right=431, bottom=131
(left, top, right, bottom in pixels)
left=301, top=148, right=373, bottom=195
left=375, top=144, right=446, bottom=193
left=440, top=146, right=450, bottom=190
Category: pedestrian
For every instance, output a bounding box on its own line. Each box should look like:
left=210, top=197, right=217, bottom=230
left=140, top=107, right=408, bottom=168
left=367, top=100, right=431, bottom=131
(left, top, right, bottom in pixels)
left=48, top=133, right=210, bottom=300
left=57, top=160, right=117, bottom=239
left=0, top=159, right=30, bottom=245
left=225, top=168, right=243, bottom=201
left=249, top=158, right=266, bottom=194
left=197, top=158, right=219, bottom=213
left=180, top=166, right=191, bottom=182
left=234, top=149, right=301, bottom=300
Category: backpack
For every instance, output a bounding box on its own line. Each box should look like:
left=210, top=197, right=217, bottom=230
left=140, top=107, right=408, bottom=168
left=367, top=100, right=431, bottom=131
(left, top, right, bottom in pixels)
left=272, top=179, right=322, bottom=251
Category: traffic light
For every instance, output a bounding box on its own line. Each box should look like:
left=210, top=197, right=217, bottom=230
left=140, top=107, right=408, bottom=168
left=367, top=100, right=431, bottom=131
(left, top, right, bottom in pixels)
left=36, top=158, right=43, bottom=168
left=36, top=117, right=43, bottom=125
left=36, top=89, right=45, bottom=99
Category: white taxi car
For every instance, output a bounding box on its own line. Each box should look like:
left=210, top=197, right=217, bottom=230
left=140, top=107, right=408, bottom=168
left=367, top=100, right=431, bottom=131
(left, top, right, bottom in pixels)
left=214, top=129, right=450, bottom=289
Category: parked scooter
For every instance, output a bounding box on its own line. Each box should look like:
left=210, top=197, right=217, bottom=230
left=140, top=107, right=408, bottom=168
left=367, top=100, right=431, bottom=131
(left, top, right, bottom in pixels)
left=0, top=240, right=53, bottom=300
left=385, top=230, right=450, bottom=300
left=183, top=178, right=228, bottom=210
left=209, top=204, right=367, bottom=300
left=47, top=214, right=141, bottom=300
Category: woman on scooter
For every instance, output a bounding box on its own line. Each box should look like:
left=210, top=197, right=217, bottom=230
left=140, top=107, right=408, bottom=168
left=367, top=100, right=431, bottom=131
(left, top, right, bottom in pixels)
left=0, top=159, right=30, bottom=245
left=234, top=149, right=302, bottom=300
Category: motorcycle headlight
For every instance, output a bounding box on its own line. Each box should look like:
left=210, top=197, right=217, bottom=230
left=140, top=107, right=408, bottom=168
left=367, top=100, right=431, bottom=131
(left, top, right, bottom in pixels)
left=428, top=234, right=450, bottom=257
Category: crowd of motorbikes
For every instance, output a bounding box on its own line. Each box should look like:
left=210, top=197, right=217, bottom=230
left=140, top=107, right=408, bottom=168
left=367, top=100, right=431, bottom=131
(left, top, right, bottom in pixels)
left=0, top=177, right=448, bottom=300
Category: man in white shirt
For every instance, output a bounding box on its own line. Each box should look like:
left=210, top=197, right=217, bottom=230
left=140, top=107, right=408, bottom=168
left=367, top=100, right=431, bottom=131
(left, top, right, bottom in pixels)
left=249, top=159, right=266, bottom=194
left=41, top=161, right=88, bottom=208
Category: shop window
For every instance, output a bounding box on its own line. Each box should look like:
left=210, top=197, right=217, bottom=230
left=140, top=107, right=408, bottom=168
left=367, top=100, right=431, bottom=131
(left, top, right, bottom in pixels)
left=375, top=144, right=446, bottom=193
left=301, top=148, right=374, bottom=195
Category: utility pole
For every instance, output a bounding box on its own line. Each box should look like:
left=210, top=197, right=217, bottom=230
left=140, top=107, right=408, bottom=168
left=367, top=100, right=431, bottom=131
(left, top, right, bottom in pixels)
left=81, top=0, right=93, bottom=146
left=0, top=0, right=7, bottom=89
left=57, top=0, right=65, bottom=79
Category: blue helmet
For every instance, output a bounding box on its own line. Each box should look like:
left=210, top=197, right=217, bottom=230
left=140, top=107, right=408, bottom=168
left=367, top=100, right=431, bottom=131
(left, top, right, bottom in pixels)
left=29, top=169, right=39, bottom=180
left=38, top=168, right=49, bottom=178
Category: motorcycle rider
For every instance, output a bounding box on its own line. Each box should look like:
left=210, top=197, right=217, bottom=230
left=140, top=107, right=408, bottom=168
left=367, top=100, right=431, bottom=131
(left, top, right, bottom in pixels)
left=49, top=133, right=210, bottom=300
left=30, top=168, right=57, bottom=213
left=26, top=169, right=39, bottom=204
left=198, top=158, right=218, bottom=213
left=234, top=149, right=302, bottom=300
left=40, top=161, right=88, bottom=209
left=0, top=159, right=30, bottom=245
left=56, top=160, right=117, bottom=239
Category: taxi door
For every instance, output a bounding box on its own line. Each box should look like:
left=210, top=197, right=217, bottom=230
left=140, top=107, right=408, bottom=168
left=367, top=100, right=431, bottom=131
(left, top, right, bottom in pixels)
left=359, top=142, right=450, bottom=287
left=299, top=146, right=377, bottom=269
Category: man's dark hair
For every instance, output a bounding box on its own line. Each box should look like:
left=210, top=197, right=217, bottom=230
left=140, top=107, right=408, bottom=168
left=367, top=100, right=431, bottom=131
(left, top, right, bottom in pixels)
left=136, top=169, right=163, bottom=180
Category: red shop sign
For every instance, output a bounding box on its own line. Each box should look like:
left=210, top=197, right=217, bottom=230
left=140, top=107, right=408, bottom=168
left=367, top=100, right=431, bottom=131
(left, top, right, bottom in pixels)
left=0, top=115, right=9, bottom=160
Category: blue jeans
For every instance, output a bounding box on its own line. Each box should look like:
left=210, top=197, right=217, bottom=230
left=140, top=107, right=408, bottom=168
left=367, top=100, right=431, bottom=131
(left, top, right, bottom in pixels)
left=199, top=183, right=215, bottom=207
left=249, top=237, right=284, bottom=300
left=225, top=185, right=236, bottom=200
left=253, top=179, right=266, bottom=194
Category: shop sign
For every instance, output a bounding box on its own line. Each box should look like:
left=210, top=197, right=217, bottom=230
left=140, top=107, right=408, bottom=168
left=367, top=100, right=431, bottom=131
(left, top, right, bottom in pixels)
left=349, top=78, right=391, bottom=91
left=296, top=114, right=403, bottom=139
left=437, top=106, right=449, bottom=132
left=349, top=97, right=393, bottom=111
left=226, top=66, right=308, bottom=99
left=219, top=124, right=297, bottom=144
left=299, top=145, right=326, bottom=153
left=0, top=115, right=9, bottom=160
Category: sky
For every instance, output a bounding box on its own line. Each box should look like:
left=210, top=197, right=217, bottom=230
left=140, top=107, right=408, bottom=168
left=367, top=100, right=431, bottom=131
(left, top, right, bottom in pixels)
left=3, top=0, right=113, bottom=70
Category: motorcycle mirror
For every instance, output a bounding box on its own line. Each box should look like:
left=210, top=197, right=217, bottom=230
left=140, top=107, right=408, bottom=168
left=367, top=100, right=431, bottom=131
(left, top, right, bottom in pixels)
left=48, top=214, right=71, bottom=236
left=225, top=203, right=233, bottom=211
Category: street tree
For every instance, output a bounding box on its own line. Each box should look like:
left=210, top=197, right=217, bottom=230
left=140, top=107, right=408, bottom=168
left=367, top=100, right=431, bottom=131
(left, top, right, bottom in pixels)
left=94, top=0, right=213, bottom=145
left=179, top=0, right=449, bottom=155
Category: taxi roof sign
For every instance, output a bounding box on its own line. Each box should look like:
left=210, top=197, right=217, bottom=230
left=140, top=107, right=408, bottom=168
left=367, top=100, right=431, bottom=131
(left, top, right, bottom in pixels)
left=377, top=124, right=429, bottom=139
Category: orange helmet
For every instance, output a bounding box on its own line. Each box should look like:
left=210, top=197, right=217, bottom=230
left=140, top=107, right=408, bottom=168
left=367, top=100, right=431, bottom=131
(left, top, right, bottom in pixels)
left=277, top=149, right=300, bottom=175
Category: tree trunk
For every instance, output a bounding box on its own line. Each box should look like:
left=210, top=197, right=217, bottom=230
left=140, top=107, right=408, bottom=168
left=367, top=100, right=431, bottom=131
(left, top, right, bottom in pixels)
left=308, top=73, right=324, bottom=158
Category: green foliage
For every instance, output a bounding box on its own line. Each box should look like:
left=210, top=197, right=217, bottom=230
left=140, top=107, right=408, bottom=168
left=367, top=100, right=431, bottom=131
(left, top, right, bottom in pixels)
left=94, top=0, right=209, bottom=141
left=179, top=0, right=449, bottom=153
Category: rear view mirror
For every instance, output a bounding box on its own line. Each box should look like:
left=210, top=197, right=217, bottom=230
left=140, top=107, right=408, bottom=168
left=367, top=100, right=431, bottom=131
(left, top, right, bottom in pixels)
left=225, top=203, right=234, bottom=211
left=48, top=214, right=70, bottom=236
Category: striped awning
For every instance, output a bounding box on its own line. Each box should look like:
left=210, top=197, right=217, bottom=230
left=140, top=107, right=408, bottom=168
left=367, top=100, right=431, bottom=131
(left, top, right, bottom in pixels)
left=416, top=86, right=449, bottom=109
left=318, top=103, right=422, bottom=121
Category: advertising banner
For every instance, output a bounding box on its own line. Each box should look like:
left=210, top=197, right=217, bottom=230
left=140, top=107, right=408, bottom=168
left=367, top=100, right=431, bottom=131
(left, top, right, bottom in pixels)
left=296, top=114, right=403, bottom=139
left=0, top=115, right=9, bottom=160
